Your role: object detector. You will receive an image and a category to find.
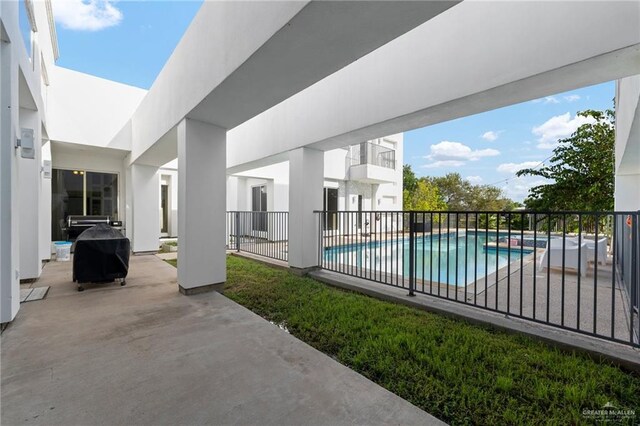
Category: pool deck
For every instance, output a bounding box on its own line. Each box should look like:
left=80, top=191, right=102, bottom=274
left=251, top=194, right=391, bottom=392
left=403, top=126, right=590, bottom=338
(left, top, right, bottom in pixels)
left=1, top=255, right=443, bottom=425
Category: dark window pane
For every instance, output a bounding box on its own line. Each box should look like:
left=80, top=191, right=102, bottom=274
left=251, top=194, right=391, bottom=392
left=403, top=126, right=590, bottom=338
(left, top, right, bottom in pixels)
left=85, top=172, right=118, bottom=218
left=51, top=169, right=84, bottom=241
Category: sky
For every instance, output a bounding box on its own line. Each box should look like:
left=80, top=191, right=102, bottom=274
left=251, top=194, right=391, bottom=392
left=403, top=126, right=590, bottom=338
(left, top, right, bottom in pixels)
left=404, top=82, right=614, bottom=202
left=54, top=0, right=203, bottom=89
left=51, top=1, right=615, bottom=202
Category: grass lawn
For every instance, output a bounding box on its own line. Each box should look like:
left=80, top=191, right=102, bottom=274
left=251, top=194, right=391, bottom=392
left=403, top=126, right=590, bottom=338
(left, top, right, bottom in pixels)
left=167, top=255, right=639, bottom=425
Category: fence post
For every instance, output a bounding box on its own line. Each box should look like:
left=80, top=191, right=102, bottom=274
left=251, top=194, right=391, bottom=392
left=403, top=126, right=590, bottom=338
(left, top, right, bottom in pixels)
left=634, top=211, right=639, bottom=338
left=235, top=211, right=240, bottom=252
left=408, top=211, right=415, bottom=297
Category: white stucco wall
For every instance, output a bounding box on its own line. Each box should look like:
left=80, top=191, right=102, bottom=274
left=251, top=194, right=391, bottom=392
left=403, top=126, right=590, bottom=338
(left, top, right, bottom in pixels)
left=1, top=0, right=58, bottom=321
left=47, top=66, right=146, bottom=148
left=614, top=76, right=640, bottom=211
left=227, top=1, right=640, bottom=172
left=225, top=136, right=403, bottom=214
left=615, top=76, right=640, bottom=174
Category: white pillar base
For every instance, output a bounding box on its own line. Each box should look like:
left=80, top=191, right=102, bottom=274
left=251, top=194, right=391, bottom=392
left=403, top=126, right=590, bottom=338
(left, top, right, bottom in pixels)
left=177, top=118, right=226, bottom=293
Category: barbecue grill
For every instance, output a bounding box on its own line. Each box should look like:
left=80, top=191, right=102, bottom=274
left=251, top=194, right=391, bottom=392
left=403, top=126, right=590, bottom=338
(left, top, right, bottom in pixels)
left=73, top=223, right=130, bottom=291
left=64, top=216, right=123, bottom=241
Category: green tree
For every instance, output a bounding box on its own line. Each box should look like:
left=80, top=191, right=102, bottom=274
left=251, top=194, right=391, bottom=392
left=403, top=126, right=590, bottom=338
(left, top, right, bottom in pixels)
left=403, top=164, right=418, bottom=193
left=516, top=109, right=614, bottom=211
left=429, top=173, right=514, bottom=211
left=403, top=180, right=447, bottom=211
left=402, top=165, right=447, bottom=210
left=429, top=173, right=469, bottom=210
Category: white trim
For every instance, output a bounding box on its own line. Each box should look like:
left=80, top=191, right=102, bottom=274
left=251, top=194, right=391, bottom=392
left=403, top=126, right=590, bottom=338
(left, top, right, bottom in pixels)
left=44, top=0, right=59, bottom=60
left=24, top=0, right=38, bottom=32
left=40, top=53, right=49, bottom=86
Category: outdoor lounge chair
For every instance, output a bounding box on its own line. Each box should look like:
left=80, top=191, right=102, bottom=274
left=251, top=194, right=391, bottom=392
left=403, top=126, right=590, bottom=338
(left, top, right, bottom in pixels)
left=567, top=237, right=608, bottom=265
left=538, top=238, right=588, bottom=277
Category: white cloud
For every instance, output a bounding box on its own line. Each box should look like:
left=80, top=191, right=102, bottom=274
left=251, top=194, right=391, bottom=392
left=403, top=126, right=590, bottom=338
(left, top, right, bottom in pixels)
left=52, top=0, right=123, bottom=31
left=466, top=176, right=483, bottom=184
left=422, top=141, right=500, bottom=168
left=532, top=112, right=596, bottom=149
left=496, top=161, right=541, bottom=174
left=481, top=130, right=503, bottom=142
left=564, top=94, right=581, bottom=102
left=502, top=178, right=549, bottom=202
left=422, top=160, right=465, bottom=169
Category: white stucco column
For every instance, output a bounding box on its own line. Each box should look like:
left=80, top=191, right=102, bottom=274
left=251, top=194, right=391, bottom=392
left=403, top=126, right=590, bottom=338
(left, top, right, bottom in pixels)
left=0, top=38, right=20, bottom=323
left=177, top=118, right=226, bottom=294
left=40, top=140, right=52, bottom=262
left=130, top=164, right=160, bottom=253
left=615, top=174, right=640, bottom=211
left=18, top=108, right=42, bottom=280
left=288, top=147, right=323, bottom=272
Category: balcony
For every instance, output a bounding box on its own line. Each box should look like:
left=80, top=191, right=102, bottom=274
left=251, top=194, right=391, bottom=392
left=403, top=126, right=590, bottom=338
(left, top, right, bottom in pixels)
left=349, top=142, right=397, bottom=184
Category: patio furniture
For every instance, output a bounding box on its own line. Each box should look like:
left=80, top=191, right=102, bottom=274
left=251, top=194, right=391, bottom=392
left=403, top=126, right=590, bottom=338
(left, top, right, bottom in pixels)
left=538, top=238, right=588, bottom=277
left=567, top=237, right=608, bottom=265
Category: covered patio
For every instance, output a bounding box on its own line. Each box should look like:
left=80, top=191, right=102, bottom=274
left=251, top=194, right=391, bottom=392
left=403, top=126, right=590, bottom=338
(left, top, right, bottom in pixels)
left=1, top=255, right=441, bottom=425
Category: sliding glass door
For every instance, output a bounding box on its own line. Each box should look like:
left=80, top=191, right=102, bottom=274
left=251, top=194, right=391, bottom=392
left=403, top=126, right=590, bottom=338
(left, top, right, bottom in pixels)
left=51, top=169, right=118, bottom=241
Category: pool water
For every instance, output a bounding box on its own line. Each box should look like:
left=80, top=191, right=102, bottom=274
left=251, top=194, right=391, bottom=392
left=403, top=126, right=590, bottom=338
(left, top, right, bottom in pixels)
left=323, top=232, right=535, bottom=286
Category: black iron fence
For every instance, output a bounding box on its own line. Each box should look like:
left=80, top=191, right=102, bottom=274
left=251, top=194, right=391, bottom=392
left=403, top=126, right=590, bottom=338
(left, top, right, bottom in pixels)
left=316, top=210, right=640, bottom=347
left=226, top=211, right=288, bottom=262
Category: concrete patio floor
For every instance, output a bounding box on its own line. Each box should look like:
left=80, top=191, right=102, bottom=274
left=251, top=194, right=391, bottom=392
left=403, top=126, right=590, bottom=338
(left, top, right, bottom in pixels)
left=1, top=255, right=442, bottom=425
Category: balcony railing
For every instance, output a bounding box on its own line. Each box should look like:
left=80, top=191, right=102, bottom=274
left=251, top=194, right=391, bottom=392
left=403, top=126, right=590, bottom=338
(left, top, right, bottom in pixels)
left=349, top=142, right=396, bottom=170
left=316, top=210, right=640, bottom=348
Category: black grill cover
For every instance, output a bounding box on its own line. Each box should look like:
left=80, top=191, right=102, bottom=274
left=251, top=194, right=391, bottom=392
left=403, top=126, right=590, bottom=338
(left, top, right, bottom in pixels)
left=73, top=223, right=130, bottom=283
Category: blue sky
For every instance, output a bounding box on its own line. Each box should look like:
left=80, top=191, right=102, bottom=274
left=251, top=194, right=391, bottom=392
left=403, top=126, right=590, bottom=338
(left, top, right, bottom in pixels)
left=404, top=82, right=614, bottom=201
left=52, top=1, right=614, bottom=202
left=54, top=1, right=203, bottom=89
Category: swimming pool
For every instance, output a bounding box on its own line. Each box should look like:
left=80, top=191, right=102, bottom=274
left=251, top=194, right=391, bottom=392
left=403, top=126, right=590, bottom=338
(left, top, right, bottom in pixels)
left=322, top=231, right=535, bottom=286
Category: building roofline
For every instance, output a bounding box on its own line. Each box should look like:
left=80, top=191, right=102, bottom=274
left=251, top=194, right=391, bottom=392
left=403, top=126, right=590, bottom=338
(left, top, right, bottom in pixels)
left=45, top=0, right=59, bottom=60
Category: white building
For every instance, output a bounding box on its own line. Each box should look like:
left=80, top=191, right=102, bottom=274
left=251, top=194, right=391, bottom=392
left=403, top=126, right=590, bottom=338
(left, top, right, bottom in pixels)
left=1, top=0, right=639, bottom=324
left=157, top=135, right=403, bottom=239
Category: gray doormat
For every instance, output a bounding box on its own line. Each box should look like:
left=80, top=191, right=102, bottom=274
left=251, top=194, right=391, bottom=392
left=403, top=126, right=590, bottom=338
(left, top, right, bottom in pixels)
left=20, top=287, right=50, bottom=303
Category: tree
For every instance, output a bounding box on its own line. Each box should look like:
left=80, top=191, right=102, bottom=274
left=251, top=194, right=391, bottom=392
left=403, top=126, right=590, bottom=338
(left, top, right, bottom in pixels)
left=402, top=165, right=446, bottom=210
left=516, top=109, right=614, bottom=211
left=429, top=173, right=469, bottom=210
left=403, top=180, right=447, bottom=211
left=429, top=173, right=514, bottom=211
left=403, top=164, right=418, bottom=193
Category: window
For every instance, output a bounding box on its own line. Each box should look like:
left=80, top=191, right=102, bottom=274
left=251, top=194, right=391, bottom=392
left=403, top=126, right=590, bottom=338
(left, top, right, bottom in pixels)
left=323, top=188, right=338, bottom=231
left=251, top=185, right=267, bottom=232
left=51, top=169, right=118, bottom=241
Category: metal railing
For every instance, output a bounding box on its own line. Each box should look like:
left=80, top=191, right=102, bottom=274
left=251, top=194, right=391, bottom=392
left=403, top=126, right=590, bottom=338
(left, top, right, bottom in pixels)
left=316, top=210, right=640, bottom=347
left=227, top=211, right=289, bottom=262
left=349, top=142, right=396, bottom=170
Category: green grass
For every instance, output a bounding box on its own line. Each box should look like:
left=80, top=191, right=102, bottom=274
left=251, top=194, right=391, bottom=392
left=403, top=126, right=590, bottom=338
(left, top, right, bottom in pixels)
left=167, top=256, right=640, bottom=425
